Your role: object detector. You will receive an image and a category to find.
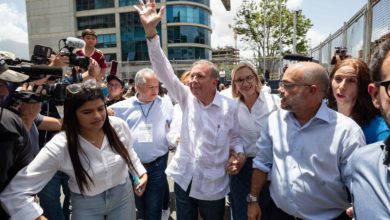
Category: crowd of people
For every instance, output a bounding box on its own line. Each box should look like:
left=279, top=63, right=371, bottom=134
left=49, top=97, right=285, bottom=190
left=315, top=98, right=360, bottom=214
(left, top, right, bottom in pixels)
left=1, top=0, right=390, bottom=220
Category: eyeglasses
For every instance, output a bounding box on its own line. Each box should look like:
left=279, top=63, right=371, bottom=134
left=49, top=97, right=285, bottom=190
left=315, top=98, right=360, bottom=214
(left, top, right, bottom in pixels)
left=375, top=80, right=390, bottom=98
left=234, top=75, right=255, bottom=86
left=278, top=81, right=311, bottom=90
left=66, top=79, right=99, bottom=95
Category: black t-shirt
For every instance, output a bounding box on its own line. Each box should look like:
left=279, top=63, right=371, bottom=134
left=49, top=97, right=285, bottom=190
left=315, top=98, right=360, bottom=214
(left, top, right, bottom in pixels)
left=0, top=108, right=35, bottom=218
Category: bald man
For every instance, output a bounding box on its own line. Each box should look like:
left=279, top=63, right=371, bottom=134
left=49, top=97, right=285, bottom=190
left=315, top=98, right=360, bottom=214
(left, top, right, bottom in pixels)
left=247, top=62, right=365, bottom=220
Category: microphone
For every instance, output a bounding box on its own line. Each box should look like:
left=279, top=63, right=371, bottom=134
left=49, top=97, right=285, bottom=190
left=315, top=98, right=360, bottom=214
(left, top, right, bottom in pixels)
left=8, top=65, right=64, bottom=81
left=65, top=37, right=85, bottom=49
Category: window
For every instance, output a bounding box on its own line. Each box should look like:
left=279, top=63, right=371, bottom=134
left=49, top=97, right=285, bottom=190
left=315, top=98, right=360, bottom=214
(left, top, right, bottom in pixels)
left=168, top=47, right=211, bottom=60
left=167, top=5, right=210, bottom=26
left=166, top=0, right=209, bottom=7
left=96, top=34, right=116, bottom=48
left=76, top=0, right=114, bottom=11
left=119, top=0, right=160, bottom=7
left=167, top=26, right=210, bottom=45
left=104, top=53, right=117, bottom=62
left=77, top=14, right=115, bottom=30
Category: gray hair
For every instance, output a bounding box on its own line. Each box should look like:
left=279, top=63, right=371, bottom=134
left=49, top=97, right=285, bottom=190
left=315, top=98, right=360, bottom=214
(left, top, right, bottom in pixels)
left=134, top=68, right=155, bottom=85
left=191, top=60, right=219, bottom=79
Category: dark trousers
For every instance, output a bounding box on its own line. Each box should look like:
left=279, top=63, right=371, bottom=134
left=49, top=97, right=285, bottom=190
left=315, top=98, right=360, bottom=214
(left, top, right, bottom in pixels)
left=230, top=158, right=271, bottom=220
left=268, top=199, right=351, bottom=220
left=134, top=153, right=169, bottom=220
left=174, top=182, right=225, bottom=220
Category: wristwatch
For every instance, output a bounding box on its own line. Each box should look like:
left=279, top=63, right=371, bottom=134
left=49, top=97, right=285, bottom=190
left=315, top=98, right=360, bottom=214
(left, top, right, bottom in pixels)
left=246, top=194, right=258, bottom=203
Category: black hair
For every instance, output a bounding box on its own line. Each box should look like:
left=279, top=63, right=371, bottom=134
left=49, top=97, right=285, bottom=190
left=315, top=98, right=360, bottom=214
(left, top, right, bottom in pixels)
left=370, top=39, right=390, bottom=82
left=62, top=86, right=136, bottom=194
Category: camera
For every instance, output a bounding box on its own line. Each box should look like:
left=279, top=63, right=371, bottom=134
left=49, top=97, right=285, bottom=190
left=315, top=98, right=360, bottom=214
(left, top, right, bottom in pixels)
left=335, top=47, right=341, bottom=54
left=59, top=37, right=90, bottom=71
left=31, top=45, right=53, bottom=65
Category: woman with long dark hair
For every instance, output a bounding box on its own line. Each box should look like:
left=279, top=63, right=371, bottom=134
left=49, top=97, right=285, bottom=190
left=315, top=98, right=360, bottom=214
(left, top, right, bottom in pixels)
left=0, top=79, right=147, bottom=220
left=328, top=58, right=390, bottom=144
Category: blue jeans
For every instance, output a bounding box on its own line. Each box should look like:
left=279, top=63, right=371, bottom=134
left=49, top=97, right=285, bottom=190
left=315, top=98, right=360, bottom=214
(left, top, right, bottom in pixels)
left=134, top=153, right=168, bottom=220
left=71, top=180, right=135, bottom=220
left=38, top=171, right=71, bottom=220
left=174, top=182, right=225, bottom=220
left=230, top=158, right=271, bottom=220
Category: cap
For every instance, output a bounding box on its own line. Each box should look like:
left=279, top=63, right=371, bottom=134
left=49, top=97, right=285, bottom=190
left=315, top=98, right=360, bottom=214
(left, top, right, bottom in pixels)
left=0, top=60, right=29, bottom=83
left=340, top=46, right=347, bottom=51
left=107, top=74, right=124, bottom=87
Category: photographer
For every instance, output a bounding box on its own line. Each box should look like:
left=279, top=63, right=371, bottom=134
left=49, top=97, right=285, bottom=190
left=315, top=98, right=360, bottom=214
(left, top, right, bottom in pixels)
left=0, top=63, right=36, bottom=219
left=331, top=46, right=351, bottom=66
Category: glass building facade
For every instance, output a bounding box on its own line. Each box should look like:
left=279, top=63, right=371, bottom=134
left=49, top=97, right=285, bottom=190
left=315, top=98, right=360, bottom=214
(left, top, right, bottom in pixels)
left=119, top=0, right=160, bottom=7
left=120, top=12, right=162, bottom=61
left=75, top=0, right=211, bottom=61
left=166, top=5, right=210, bottom=26
left=169, top=47, right=210, bottom=60
left=168, top=26, right=210, bottom=44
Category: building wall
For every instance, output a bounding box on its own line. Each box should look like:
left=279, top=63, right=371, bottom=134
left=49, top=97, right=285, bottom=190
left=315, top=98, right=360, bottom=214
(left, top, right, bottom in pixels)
left=26, top=0, right=213, bottom=62
left=26, top=0, right=77, bottom=55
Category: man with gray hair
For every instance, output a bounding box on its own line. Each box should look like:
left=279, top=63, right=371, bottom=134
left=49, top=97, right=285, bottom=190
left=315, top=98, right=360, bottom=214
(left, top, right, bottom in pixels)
left=135, top=1, right=244, bottom=219
left=109, top=68, right=173, bottom=220
left=247, top=62, right=366, bottom=220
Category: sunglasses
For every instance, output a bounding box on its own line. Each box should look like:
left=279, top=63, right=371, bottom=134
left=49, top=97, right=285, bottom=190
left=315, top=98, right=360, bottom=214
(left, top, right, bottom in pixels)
left=66, top=79, right=99, bottom=95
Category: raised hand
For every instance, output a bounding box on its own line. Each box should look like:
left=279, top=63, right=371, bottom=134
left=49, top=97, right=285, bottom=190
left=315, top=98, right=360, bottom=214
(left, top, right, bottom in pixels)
left=133, top=0, right=165, bottom=37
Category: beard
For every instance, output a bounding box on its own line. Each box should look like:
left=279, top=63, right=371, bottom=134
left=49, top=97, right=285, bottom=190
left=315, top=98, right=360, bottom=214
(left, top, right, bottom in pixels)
left=280, top=90, right=305, bottom=112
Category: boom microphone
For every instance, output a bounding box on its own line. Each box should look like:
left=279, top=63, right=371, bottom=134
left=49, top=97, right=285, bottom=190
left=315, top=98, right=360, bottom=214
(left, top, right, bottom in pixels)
left=8, top=65, right=64, bottom=81
left=65, top=37, right=85, bottom=49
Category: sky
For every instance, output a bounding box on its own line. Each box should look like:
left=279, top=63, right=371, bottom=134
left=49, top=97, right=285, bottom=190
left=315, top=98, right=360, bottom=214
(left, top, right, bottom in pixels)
left=0, top=0, right=367, bottom=60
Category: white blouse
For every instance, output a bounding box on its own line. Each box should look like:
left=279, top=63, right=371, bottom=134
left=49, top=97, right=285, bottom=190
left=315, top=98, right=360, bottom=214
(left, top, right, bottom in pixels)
left=0, top=116, right=146, bottom=220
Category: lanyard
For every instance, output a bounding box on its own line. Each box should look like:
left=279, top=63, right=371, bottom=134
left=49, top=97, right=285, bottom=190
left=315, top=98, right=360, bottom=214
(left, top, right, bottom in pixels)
left=138, top=100, right=155, bottom=122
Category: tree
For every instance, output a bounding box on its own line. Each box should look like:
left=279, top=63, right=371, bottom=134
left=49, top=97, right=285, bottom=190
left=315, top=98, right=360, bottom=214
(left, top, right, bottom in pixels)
left=234, top=0, right=312, bottom=75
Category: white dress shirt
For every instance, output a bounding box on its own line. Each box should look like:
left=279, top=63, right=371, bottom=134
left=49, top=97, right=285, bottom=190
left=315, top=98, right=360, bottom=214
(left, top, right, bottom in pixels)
left=147, top=36, right=243, bottom=200
left=166, top=104, right=182, bottom=148
left=253, top=101, right=366, bottom=219
left=237, top=92, right=279, bottom=157
left=0, top=116, right=146, bottom=220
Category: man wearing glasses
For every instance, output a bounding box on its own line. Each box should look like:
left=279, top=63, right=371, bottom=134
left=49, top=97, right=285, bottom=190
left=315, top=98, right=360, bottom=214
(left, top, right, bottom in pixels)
left=109, top=68, right=173, bottom=220
left=247, top=62, right=365, bottom=220
left=348, top=39, right=390, bottom=219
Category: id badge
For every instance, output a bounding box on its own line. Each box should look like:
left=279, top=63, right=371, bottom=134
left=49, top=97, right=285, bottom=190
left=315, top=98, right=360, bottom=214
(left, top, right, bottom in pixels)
left=138, top=123, right=153, bottom=143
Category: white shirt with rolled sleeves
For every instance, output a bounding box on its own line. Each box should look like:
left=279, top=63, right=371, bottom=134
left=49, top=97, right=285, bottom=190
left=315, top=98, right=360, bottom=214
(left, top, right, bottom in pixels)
left=147, top=36, right=244, bottom=201
left=0, top=116, right=146, bottom=220
left=253, top=101, right=366, bottom=219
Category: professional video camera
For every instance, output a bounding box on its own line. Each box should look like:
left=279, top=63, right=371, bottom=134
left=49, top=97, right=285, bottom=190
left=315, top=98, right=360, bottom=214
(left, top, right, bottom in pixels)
left=2, top=37, right=90, bottom=105
left=59, top=37, right=90, bottom=71
left=29, top=37, right=89, bottom=70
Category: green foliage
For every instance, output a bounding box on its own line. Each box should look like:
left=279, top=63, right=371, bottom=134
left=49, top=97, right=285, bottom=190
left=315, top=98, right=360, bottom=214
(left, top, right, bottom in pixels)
left=234, top=0, right=312, bottom=61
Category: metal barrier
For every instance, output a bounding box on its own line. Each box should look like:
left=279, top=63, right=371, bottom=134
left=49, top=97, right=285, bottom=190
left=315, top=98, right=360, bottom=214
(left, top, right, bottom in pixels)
left=311, top=0, right=390, bottom=70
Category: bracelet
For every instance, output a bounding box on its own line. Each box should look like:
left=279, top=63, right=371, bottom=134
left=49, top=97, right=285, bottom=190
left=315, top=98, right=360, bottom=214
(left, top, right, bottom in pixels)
left=146, top=31, right=158, bottom=40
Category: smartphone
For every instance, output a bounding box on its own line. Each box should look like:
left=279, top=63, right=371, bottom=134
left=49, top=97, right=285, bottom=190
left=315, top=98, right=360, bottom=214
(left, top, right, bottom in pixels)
left=110, top=60, right=118, bottom=75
